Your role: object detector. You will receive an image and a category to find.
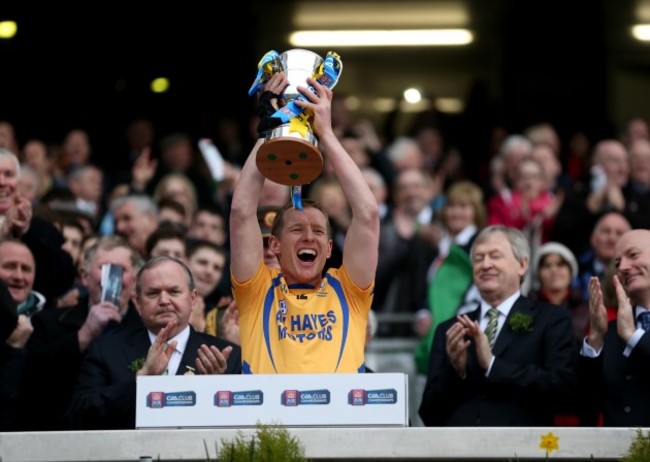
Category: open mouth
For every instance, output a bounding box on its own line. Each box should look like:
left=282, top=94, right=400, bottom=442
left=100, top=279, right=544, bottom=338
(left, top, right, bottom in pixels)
left=297, top=249, right=316, bottom=263
left=8, top=286, right=24, bottom=297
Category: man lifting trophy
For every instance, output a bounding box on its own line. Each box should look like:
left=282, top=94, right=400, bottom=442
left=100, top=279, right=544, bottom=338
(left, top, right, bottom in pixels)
left=249, top=49, right=343, bottom=207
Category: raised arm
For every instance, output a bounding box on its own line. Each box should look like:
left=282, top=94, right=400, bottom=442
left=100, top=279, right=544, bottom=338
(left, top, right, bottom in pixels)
left=230, top=72, right=289, bottom=283
left=296, top=78, right=380, bottom=288
left=229, top=138, right=266, bottom=283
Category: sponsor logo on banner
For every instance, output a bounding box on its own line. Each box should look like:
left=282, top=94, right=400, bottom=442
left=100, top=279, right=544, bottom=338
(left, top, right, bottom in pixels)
left=146, top=391, right=196, bottom=408
left=347, top=389, right=366, bottom=405
left=281, top=389, right=330, bottom=406
left=214, top=390, right=264, bottom=407
left=347, top=388, right=398, bottom=405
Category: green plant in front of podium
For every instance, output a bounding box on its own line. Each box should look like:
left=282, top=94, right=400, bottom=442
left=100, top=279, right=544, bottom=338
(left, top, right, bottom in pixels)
left=622, top=429, right=650, bottom=462
left=214, top=422, right=307, bottom=462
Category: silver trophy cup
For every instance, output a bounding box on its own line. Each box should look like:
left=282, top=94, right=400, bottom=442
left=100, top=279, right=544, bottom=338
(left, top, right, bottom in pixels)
left=256, top=49, right=342, bottom=186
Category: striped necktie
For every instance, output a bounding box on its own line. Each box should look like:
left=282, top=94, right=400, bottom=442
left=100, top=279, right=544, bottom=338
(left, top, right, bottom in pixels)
left=485, top=308, right=499, bottom=348
left=638, top=311, right=650, bottom=332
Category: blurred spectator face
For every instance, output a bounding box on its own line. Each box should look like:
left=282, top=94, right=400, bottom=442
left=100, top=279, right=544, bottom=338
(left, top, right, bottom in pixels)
left=0, top=154, right=18, bottom=214
left=63, top=129, right=91, bottom=166
left=22, top=140, right=51, bottom=175
left=444, top=199, right=475, bottom=236
left=150, top=238, right=186, bottom=260
left=62, top=224, right=84, bottom=266
left=590, top=212, right=631, bottom=263
left=113, top=200, right=158, bottom=256
left=70, top=166, right=103, bottom=202
left=526, top=124, right=560, bottom=155
left=340, top=137, right=370, bottom=168
left=629, top=139, right=650, bottom=188
left=18, top=166, right=39, bottom=202
left=515, top=158, right=545, bottom=199
left=156, top=176, right=195, bottom=219
left=162, top=177, right=190, bottom=201
left=416, top=126, right=444, bottom=167
left=361, top=168, right=388, bottom=206
left=537, top=253, right=572, bottom=293
left=0, top=240, right=35, bottom=304
left=531, top=144, right=561, bottom=190
left=158, top=205, right=186, bottom=228
left=626, top=118, right=649, bottom=145
left=188, top=246, right=225, bottom=297
left=188, top=210, right=226, bottom=246
left=388, top=138, right=424, bottom=172
left=126, top=119, right=154, bottom=152
left=394, top=169, right=431, bottom=215
left=503, top=145, right=529, bottom=185
left=313, top=182, right=349, bottom=225
left=82, top=245, right=136, bottom=308
left=162, top=138, right=193, bottom=171
left=594, top=140, right=629, bottom=188
left=0, top=122, right=17, bottom=152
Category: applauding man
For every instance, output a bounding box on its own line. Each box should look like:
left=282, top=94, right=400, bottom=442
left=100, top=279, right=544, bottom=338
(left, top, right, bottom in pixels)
left=66, top=256, right=241, bottom=430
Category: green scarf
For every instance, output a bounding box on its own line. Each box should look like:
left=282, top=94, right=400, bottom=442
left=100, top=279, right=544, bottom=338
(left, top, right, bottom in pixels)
left=17, top=291, right=44, bottom=317
left=414, top=244, right=473, bottom=375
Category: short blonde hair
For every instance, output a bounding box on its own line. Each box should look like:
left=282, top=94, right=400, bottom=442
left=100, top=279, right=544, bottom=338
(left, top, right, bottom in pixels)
left=441, top=180, right=486, bottom=229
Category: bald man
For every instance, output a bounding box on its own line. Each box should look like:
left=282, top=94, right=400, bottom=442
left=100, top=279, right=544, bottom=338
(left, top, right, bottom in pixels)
left=581, top=229, right=650, bottom=426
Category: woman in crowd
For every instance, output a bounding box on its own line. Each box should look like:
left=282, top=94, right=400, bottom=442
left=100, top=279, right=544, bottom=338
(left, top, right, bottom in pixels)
left=413, top=180, right=486, bottom=375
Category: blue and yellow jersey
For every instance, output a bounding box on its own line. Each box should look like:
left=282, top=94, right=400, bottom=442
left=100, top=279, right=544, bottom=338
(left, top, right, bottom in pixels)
left=232, top=263, right=373, bottom=374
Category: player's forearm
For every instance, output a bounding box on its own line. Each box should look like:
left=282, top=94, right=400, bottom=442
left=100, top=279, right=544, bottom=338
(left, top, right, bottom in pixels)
left=230, top=139, right=266, bottom=219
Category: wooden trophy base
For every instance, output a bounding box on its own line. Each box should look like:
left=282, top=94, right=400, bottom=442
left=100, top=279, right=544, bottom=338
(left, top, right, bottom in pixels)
left=257, top=137, right=323, bottom=186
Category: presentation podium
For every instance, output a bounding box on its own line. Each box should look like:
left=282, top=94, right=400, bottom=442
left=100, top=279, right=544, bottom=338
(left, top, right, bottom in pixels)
left=136, top=373, right=408, bottom=428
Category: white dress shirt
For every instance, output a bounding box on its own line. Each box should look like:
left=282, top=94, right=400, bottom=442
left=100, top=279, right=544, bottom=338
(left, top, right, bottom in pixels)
left=147, top=325, right=190, bottom=375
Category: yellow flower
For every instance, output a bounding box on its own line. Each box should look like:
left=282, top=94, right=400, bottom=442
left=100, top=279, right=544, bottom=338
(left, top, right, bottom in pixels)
left=539, top=432, right=559, bottom=455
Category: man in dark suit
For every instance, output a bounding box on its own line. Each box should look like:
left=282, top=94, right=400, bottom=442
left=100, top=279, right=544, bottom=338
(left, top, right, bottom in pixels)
left=0, top=278, right=18, bottom=344
left=0, top=277, right=32, bottom=431
left=580, top=229, right=650, bottom=426
left=66, top=255, right=241, bottom=430
left=419, top=225, right=577, bottom=426
left=14, top=235, right=144, bottom=431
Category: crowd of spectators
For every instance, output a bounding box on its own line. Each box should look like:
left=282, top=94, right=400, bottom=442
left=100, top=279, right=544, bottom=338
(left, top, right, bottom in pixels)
left=1, top=103, right=650, bottom=430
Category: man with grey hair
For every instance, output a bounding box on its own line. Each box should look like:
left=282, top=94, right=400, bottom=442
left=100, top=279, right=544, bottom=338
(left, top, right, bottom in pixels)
left=111, top=194, right=159, bottom=257
left=67, top=164, right=104, bottom=220
left=0, top=148, right=76, bottom=308
left=489, top=134, right=533, bottom=199
left=14, top=236, right=143, bottom=431
left=419, top=225, right=577, bottom=426
left=0, top=148, right=26, bottom=231
left=67, top=256, right=241, bottom=430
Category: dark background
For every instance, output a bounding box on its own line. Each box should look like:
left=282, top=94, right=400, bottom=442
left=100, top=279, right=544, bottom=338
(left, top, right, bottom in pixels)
left=2, top=1, right=650, bottom=174
left=0, top=4, right=258, bottom=165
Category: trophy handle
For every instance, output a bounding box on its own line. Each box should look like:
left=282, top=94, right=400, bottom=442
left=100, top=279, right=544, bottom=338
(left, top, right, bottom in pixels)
left=324, top=51, right=343, bottom=90
left=248, top=50, right=280, bottom=97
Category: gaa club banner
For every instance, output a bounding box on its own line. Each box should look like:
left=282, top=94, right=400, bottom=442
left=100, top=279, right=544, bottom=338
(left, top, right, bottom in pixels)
left=137, top=373, right=408, bottom=428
